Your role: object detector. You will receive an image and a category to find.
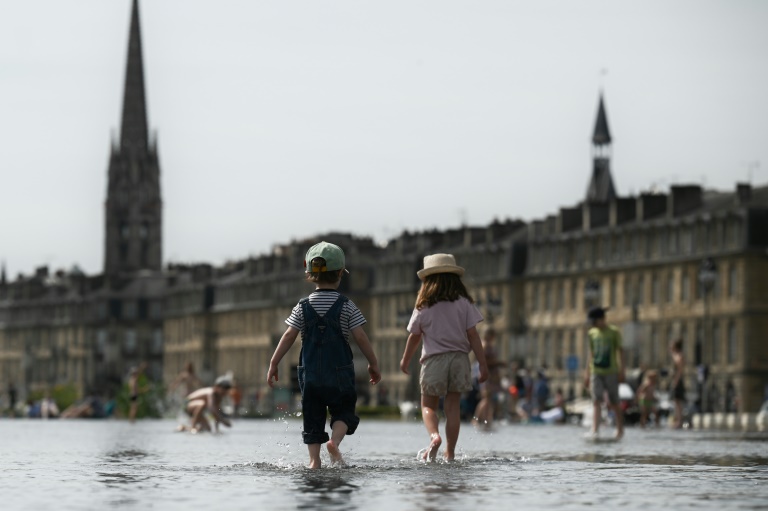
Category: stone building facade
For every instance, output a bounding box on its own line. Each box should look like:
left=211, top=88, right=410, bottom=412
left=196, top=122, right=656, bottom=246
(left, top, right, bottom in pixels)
left=524, top=97, right=768, bottom=413
left=2, top=1, right=767, bottom=416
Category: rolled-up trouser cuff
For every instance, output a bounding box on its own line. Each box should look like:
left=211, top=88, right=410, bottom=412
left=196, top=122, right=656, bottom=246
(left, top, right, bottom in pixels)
left=302, top=431, right=330, bottom=445
left=330, top=413, right=360, bottom=436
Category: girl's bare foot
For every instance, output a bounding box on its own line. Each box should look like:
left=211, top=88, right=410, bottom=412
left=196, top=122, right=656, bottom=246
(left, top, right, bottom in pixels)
left=326, top=440, right=344, bottom=465
left=420, top=433, right=441, bottom=462
left=309, top=458, right=321, bottom=469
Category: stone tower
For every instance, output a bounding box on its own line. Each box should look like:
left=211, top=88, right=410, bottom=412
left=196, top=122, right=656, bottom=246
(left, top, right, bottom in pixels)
left=104, top=0, right=162, bottom=276
left=585, top=94, right=617, bottom=202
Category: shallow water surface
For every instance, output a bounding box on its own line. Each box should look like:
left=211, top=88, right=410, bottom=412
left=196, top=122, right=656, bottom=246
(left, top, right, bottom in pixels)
left=2, top=418, right=767, bottom=510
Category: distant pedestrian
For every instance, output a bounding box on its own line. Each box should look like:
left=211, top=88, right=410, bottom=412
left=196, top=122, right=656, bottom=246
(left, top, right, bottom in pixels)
left=177, top=376, right=233, bottom=433
left=267, top=241, right=381, bottom=469
left=229, top=379, right=243, bottom=417
left=400, top=253, right=488, bottom=461
left=168, top=361, right=203, bottom=398
left=8, top=382, right=17, bottom=416
left=669, top=339, right=686, bottom=429
left=583, top=306, right=625, bottom=439
left=128, top=363, right=149, bottom=423
left=636, top=370, right=658, bottom=428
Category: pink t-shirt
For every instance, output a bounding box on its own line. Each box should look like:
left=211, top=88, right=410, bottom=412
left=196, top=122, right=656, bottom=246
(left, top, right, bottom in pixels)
left=407, top=297, right=484, bottom=363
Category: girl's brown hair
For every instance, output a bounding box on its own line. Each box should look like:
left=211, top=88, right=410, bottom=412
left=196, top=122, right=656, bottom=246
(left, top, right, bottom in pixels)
left=415, top=273, right=474, bottom=309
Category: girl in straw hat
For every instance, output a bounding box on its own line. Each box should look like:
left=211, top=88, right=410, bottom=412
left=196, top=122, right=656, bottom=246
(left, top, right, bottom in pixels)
left=400, top=253, right=488, bottom=461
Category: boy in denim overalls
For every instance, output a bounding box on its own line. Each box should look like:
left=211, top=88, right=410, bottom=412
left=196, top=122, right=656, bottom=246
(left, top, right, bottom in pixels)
left=267, top=241, right=381, bottom=469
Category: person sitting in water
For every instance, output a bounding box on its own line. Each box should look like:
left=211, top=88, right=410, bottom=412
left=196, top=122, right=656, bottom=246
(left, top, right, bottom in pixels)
left=177, top=376, right=232, bottom=433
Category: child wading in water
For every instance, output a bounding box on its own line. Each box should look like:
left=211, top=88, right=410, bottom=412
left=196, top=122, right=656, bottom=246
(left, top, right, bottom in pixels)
left=400, top=253, right=488, bottom=461
left=267, top=241, right=381, bottom=469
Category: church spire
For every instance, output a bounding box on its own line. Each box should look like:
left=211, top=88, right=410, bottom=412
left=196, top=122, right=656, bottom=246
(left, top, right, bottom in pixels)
left=119, top=0, right=149, bottom=153
left=105, top=0, right=162, bottom=276
left=592, top=94, right=612, bottom=147
left=586, top=93, right=617, bottom=202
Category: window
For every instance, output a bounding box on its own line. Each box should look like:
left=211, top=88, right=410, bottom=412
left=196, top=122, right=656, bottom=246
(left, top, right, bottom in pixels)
left=668, top=228, right=679, bottom=254
left=728, top=264, right=738, bottom=298
left=124, top=301, right=137, bottom=320
left=667, top=272, right=675, bottom=303
left=571, top=280, right=578, bottom=310
left=610, top=278, right=617, bottom=307
left=649, top=324, right=657, bottom=364
left=711, top=321, right=720, bottom=364
left=152, top=329, right=164, bottom=355
left=623, top=277, right=632, bottom=307
left=97, top=330, right=107, bottom=354
left=681, top=272, right=690, bottom=302
left=666, top=324, right=674, bottom=352
left=637, top=274, right=645, bottom=305
left=557, top=284, right=565, bottom=311
left=652, top=273, right=660, bottom=304
left=727, top=321, right=737, bottom=364
left=545, top=283, right=552, bottom=311
left=124, top=330, right=137, bottom=354
left=532, top=284, right=539, bottom=312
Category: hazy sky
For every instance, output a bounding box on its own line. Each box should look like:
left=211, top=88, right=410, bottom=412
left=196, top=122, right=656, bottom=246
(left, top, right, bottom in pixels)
left=1, top=0, right=766, bottom=278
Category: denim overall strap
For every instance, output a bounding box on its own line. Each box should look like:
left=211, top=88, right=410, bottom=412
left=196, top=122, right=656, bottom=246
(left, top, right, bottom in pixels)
left=299, top=295, right=353, bottom=388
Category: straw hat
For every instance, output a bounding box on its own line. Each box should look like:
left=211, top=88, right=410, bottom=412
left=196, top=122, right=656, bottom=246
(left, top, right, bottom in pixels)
left=417, top=253, right=465, bottom=280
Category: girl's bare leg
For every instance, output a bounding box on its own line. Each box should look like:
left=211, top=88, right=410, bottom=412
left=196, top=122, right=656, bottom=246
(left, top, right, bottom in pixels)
left=421, top=394, right=442, bottom=461
left=443, top=392, right=461, bottom=460
left=308, top=444, right=322, bottom=469
left=327, top=421, right=348, bottom=464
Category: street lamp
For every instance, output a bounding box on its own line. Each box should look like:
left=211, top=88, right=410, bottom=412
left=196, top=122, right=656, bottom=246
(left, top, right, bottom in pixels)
left=697, top=257, right=718, bottom=412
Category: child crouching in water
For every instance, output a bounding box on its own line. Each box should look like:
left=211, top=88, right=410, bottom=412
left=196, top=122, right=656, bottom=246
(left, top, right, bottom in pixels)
left=400, top=253, right=488, bottom=461
left=267, top=241, right=381, bottom=469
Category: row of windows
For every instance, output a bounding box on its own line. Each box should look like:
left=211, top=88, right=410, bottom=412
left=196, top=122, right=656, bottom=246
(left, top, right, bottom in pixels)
left=531, top=219, right=742, bottom=272
left=530, top=264, right=739, bottom=312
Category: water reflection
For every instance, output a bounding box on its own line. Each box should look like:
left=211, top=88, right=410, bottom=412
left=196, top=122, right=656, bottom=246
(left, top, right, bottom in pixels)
left=293, top=469, right=360, bottom=510
left=96, top=471, right=151, bottom=487
left=547, top=453, right=768, bottom=467
left=104, top=449, right=151, bottom=463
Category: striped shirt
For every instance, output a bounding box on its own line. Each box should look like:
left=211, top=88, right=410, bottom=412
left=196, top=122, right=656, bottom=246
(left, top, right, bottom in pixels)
left=285, top=290, right=366, bottom=341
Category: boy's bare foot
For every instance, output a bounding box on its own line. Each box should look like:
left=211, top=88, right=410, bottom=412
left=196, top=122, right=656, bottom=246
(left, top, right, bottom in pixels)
left=420, top=433, right=441, bottom=462
left=327, top=440, right=344, bottom=465
left=309, top=458, right=321, bottom=469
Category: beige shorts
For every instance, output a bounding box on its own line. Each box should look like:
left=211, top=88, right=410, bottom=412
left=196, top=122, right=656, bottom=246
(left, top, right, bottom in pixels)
left=420, top=351, right=472, bottom=397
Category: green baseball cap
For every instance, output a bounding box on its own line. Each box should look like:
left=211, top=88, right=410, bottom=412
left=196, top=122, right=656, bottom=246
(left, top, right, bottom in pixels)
left=304, top=241, right=348, bottom=273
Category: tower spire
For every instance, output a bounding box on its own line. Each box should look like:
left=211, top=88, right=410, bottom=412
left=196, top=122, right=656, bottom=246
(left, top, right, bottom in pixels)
left=105, top=0, right=162, bottom=276
left=119, top=0, right=149, bottom=153
left=586, top=93, right=617, bottom=202
left=592, top=94, right=612, bottom=147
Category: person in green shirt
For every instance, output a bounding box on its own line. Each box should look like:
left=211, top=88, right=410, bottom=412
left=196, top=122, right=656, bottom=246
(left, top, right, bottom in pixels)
left=583, top=307, right=625, bottom=439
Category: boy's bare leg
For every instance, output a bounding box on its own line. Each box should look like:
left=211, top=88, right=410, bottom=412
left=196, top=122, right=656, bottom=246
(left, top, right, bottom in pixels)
left=327, top=421, right=348, bottom=464
left=308, top=444, right=322, bottom=469
left=443, top=392, right=461, bottom=461
left=421, top=395, right=442, bottom=461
